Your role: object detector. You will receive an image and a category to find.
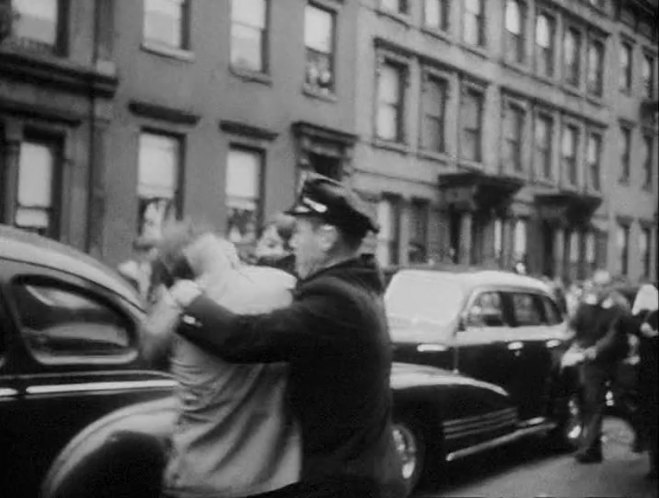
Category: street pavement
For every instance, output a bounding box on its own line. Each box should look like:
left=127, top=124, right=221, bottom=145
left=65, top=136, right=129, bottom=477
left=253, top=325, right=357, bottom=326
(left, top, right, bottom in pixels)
left=415, top=417, right=657, bottom=498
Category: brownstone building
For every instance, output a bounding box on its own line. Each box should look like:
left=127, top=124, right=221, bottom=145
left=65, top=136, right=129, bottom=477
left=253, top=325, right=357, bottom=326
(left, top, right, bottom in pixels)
left=0, top=0, right=657, bottom=283
left=352, top=0, right=658, bottom=283
left=0, top=0, right=358, bottom=266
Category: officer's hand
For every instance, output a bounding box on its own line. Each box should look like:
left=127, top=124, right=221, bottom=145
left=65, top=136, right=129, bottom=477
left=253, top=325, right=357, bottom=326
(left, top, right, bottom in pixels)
left=640, top=322, right=659, bottom=338
left=584, top=346, right=598, bottom=360
left=169, top=280, right=202, bottom=309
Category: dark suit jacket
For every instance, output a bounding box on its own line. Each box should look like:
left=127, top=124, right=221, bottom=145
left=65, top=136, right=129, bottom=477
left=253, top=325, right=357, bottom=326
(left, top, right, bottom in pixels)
left=177, top=255, right=406, bottom=498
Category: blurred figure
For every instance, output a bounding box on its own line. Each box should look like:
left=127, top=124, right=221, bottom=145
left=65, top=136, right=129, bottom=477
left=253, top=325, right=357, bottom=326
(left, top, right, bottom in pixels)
left=142, top=221, right=301, bottom=498
left=254, top=213, right=296, bottom=276
left=117, top=237, right=159, bottom=302
left=570, top=269, right=630, bottom=463
left=628, top=284, right=659, bottom=479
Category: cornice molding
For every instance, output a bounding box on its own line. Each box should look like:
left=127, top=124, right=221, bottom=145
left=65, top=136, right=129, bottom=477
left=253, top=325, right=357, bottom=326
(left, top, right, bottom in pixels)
left=128, top=100, right=200, bottom=125
left=219, top=119, right=278, bottom=141
left=0, top=96, right=83, bottom=125
left=292, top=121, right=358, bottom=145
left=0, top=48, right=118, bottom=98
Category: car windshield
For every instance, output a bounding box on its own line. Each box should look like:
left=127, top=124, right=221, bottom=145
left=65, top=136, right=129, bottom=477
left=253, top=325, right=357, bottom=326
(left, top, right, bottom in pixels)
left=385, top=271, right=465, bottom=343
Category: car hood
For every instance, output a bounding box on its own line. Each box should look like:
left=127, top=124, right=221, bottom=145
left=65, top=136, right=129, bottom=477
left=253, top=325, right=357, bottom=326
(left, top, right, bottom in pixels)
left=390, top=361, right=508, bottom=397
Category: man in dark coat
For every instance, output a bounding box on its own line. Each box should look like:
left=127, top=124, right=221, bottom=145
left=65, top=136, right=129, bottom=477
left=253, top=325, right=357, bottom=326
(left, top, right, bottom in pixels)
left=570, top=270, right=629, bottom=463
left=167, top=173, right=406, bottom=498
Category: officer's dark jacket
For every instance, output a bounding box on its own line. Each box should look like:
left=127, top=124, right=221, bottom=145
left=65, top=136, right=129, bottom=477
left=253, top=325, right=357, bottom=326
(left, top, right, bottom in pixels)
left=177, top=255, right=406, bottom=497
left=570, top=292, right=628, bottom=365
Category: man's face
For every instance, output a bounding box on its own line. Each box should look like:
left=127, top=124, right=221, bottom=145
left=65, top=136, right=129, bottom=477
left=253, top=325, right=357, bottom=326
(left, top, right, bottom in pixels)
left=255, top=224, right=286, bottom=259
left=290, top=216, right=330, bottom=279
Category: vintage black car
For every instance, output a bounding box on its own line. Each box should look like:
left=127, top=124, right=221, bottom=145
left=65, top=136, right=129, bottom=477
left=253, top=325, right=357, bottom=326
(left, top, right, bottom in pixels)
left=0, top=226, right=574, bottom=497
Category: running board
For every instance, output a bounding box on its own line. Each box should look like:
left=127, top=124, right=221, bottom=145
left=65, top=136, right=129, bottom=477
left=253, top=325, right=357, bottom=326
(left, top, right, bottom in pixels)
left=445, top=421, right=557, bottom=462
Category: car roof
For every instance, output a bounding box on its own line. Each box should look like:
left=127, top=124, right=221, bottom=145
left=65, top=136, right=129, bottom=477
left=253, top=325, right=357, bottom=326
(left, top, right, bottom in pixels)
left=0, top=225, right=142, bottom=308
left=392, top=267, right=551, bottom=294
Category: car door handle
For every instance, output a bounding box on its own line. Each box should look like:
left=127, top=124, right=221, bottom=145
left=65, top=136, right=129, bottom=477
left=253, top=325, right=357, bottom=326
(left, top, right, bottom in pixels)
left=507, top=341, right=524, bottom=351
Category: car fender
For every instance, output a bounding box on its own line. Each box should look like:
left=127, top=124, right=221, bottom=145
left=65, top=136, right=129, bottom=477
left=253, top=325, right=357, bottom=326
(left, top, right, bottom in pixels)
left=42, top=396, right=177, bottom=498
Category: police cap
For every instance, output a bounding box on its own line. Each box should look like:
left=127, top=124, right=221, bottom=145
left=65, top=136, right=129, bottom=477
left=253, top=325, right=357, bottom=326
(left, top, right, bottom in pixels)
left=285, top=173, right=379, bottom=237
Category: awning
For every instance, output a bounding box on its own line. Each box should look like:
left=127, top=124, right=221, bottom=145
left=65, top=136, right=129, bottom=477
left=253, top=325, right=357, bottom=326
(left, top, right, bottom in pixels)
left=438, top=172, right=524, bottom=212
left=535, top=190, right=602, bottom=226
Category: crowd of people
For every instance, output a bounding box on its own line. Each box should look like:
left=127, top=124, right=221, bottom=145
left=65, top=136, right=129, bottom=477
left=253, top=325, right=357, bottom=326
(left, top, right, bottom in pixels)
left=561, top=269, right=658, bottom=479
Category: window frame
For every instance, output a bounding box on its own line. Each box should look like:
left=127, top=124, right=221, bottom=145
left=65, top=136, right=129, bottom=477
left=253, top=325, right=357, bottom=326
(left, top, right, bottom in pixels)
left=376, top=194, right=401, bottom=267
left=586, top=36, right=605, bottom=97
left=409, top=198, right=430, bottom=264
left=136, top=129, right=185, bottom=241
left=419, top=70, right=449, bottom=154
left=8, top=0, right=69, bottom=56
left=586, top=129, right=603, bottom=192
left=502, top=99, right=526, bottom=173
left=641, top=133, right=654, bottom=190
left=619, top=39, right=634, bottom=93
left=616, top=222, right=630, bottom=276
left=463, top=0, right=485, bottom=48
left=423, top=0, right=449, bottom=32
left=560, top=120, right=580, bottom=188
left=459, top=82, right=485, bottom=164
left=642, top=51, right=655, bottom=99
left=639, top=226, right=652, bottom=278
left=380, top=0, right=409, bottom=16
left=142, top=0, right=191, bottom=52
left=563, top=24, right=583, bottom=89
left=229, top=0, right=270, bottom=75
left=534, top=9, right=556, bottom=79
left=533, top=110, right=554, bottom=181
left=504, top=0, right=527, bottom=65
left=619, top=124, right=632, bottom=184
left=375, top=55, right=409, bottom=144
left=304, top=2, right=337, bottom=96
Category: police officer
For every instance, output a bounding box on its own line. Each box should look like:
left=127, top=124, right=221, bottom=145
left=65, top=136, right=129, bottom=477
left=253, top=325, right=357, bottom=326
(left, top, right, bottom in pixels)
left=570, top=270, right=629, bottom=463
left=168, top=173, right=406, bottom=498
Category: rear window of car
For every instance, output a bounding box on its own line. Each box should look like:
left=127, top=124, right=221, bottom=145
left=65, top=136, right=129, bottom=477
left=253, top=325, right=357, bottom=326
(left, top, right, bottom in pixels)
left=541, top=295, right=562, bottom=325
left=11, top=278, right=137, bottom=364
left=465, top=291, right=508, bottom=328
left=510, top=293, right=544, bottom=326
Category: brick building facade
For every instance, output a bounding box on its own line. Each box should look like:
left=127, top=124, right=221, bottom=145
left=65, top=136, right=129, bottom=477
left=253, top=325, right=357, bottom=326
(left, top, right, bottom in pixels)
left=0, top=0, right=656, bottom=283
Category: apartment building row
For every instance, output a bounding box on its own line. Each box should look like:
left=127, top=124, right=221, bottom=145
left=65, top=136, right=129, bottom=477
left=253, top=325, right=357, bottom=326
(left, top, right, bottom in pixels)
left=0, top=0, right=656, bottom=282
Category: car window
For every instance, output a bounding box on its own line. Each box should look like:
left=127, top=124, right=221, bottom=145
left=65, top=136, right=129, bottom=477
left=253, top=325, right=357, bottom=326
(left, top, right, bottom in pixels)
left=541, top=295, right=562, bottom=325
left=466, top=292, right=507, bottom=328
left=511, top=293, right=544, bottom=326
left=12, top=278, right=135, bottom=363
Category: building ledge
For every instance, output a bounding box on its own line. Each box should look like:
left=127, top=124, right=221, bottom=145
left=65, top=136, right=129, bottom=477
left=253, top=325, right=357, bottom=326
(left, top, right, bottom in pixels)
left=219, top=119, right=278, bottom=141
left=128, top=100, right=200, bottom=125
left=0, top=47, right=118, bottom=98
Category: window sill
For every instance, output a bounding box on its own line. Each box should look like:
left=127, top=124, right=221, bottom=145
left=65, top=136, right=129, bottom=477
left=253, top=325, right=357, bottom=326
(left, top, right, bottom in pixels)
left=372, top=138, right=410, bottom=155
left=230, top=66, right=272, bottom=85
left=532, top=72, right=557, bottom=86
left=302, top=84, right=337, bottom=102
left=141, top=41, right=195, bottom=62
left=585, top=93, right=604, bottom=107
left=421, top=26, right=453, bottom=44
left=502, top=58, right=529, bottom=76
left=561, top=83, right=583, bottom=98
left=417, top=148, right=452, bottom=164
left=375, top=8, right=412, bottom=28
left=533, top=176, right=557, bottom=187
left=460, top=42, right=489, bottom=60
left=457, top=159, right=484, bottom=171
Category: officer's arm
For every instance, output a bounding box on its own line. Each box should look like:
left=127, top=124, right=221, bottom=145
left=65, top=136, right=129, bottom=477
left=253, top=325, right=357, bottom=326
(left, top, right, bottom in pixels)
left=176, top=284, right=355, bottom=364
left=594, top=310, right=626, bottom=358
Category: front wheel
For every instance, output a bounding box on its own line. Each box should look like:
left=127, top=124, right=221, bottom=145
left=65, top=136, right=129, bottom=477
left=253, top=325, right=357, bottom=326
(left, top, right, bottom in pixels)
left=392, top=419, right=426, bottom=494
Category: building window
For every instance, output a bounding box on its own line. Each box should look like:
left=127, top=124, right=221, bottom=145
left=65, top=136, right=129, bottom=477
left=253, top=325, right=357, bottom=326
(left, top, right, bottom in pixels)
left=463, top=0, right=484, bottom=47
left=619, top=126, right=631, bottom=183
left=561, top=124, right=578, bottom=186
left=585, top=231, right=596, bottom=271
left=11, top=0, right=62, bottom=51
left=424, top=0, right=448, bottom=31
left=642, top=54, right=655, bottom=99
left=505, top=0, right=525, bottom=64
left=421, top=76, right=447, bottom=153
left=494, top=218, right=504, bottom=264
left=563, top=27, right=581, bottom=87
left=620, top=42, right=633, bottom=92
left=534, top=114, right=552, bottom=180
left=230, top=0, right=267, bottom=73
left=640, top=228, right=651, bottom=278
left=568, top=230, right=579, bottom=265
left=503, top=104, right=525, bottom=172
left=642, top=134, right=653, bottom=189
left=587, top=39, right=604, bottom=96
left=535, top=13, right=554, bottom=77
left=587, top=132, right=602, bottom=191
left=376, top=197, right=400, bottom=266
left=376, top=61, right=405, bottom=142
left=409, top=200, right=429, bottom=263
left=304, top=4, right=335, bottom=94
left=617, top=224, right=630, bottom=275
left=137, top=132, right=181, bottom=242
left=381, top=0, right=408, bottom=14
left=460, top=87, right=483, bottom=162
left=226, top=146, right=262, bottom=247
left=15, top=138, right=60, bottom=237
left=143, top=0, right=189, bottom=49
